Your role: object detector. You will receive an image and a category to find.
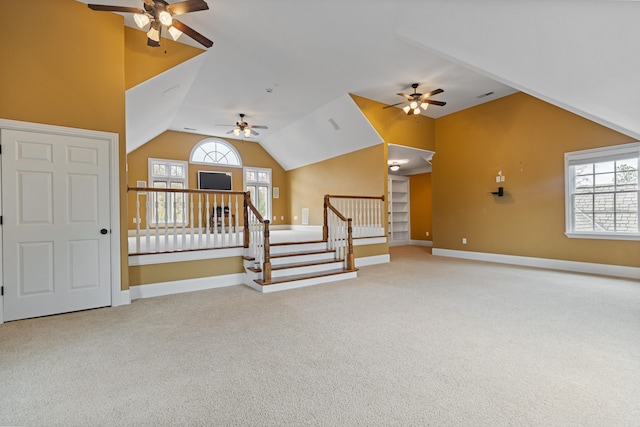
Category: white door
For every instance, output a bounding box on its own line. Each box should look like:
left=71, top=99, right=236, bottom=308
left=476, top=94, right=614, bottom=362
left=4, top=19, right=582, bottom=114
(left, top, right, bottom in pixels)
left=1, top=129, right=112, bottom=321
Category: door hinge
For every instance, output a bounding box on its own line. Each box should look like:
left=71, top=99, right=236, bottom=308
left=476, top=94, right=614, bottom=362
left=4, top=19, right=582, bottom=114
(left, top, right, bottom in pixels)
left=0, top=216, right=3, bottom=225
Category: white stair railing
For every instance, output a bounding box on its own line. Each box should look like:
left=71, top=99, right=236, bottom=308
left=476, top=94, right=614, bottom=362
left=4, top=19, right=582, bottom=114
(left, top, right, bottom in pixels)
left=129, top=187, right=245, bottom=255
left=325, top=194, right=385, bottom=239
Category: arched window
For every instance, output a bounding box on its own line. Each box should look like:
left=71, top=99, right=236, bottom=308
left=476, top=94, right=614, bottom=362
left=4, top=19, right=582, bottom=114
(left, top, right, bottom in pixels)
left=190, top=138, right=242, bottom=167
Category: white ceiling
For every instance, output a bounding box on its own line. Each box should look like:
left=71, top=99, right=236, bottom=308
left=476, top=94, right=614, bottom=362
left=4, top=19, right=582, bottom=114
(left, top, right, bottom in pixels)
left=79, top=0, right=639, bottom=170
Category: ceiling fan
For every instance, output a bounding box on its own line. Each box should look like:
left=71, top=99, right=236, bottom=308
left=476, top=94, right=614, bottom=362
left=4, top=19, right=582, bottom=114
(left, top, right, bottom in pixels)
left=88, top=0, right=213, bottom=48
left=219, top=114, right=268, bottom=138
left=383, top=83, right=446, bottom=115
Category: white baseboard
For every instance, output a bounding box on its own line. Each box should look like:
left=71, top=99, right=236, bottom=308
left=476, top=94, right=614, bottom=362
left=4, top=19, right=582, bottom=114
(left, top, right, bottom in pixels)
left=129, top=273, right=245, bottom=300
left=433, top=248, right=640, bottom=280
left=355, top=254, right=390, bottom=267
left=354, top=236, right=387, bottom=246
left=117, top=290, right=131, bottom=306
left=410, top=240, right=433, bottom=247
left=129, top=247, right=244, bottom=266
left=289, top=224, right=322, bottom=232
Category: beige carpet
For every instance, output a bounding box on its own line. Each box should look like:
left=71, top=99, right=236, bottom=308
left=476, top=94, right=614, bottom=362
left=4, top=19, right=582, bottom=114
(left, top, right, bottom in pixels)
left=1, top=246, right=639, bottom=426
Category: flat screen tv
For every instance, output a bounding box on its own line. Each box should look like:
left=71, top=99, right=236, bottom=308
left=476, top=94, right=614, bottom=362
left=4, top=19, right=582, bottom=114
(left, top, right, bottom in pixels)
left=198, top=171, right=232, bottom=191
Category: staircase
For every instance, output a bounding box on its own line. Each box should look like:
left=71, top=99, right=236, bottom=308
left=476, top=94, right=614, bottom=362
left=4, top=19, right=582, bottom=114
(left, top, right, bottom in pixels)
left=243, top=239, right=358, bottom=293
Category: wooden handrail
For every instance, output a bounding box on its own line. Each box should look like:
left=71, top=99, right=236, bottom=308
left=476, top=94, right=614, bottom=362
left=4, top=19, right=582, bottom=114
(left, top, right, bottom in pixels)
left=244, top=193, right=266, bottom=223
left=243, top=192, right=271, bottom=282
left=326, top=200, right=347, bottom=222
left=323, top=195, right=355, bottom=271
left=128, top=186, right=246, bottom=196
left=325, top=194, right=385, bottom=201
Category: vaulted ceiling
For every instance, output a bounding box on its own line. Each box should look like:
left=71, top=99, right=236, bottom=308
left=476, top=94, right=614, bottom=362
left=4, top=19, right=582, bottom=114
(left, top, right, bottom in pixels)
left=79, top=0, right=640, bottom=171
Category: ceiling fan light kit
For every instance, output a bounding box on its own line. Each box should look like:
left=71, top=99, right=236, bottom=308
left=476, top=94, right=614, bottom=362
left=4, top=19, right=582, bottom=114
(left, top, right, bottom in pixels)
left=221, top=114, right=268, bottom=138
left=384, top=83, right=446, bottom=115
left=88, top=0, right=213, bottom=48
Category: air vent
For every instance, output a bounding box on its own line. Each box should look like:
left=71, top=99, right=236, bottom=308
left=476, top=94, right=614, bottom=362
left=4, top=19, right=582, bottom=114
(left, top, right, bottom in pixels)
left=162, top=84, right=180, bottom=96
left=477, top=91, right=495, bottom=99
left=183, top=127, right=197, bottom=131
left=328, top=118, right=341, bottom=131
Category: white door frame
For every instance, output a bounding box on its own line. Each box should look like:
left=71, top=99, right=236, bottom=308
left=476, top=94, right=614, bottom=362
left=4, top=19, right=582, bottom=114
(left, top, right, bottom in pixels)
left=0, top=119, right=122, bottom=324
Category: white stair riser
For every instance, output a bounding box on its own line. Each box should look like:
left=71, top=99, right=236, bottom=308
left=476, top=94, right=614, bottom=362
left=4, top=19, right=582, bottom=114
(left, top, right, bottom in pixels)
left=247, top=271, right=358, bottom=293
left=271, top=262, right=345, bottom=279
left=270, top=242, right=327, bottom=255
left=244, top=254, right=336, bottom=270
left=270, top=253, right=336, bottom=266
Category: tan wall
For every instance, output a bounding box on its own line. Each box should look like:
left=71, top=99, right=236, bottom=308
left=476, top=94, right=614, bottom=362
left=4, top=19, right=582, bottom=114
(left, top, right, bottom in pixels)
left=124, top=27, right=204, bottom=90
left=354, top=243, right=389, bottom=259
left=410, top=173, right=432, bottom=241
left=127, top=130, right=289, bottom=228
left=351, top=94, right=436, bottom=151
left=433, top=92, right=639, bottom=267
left=0, top=0, right=129, bottom=289
left=129, top=257, right=245, bottom=287
left=353, top=93, right=436, bottom=246
left=288, top=145, right=386, bottom=225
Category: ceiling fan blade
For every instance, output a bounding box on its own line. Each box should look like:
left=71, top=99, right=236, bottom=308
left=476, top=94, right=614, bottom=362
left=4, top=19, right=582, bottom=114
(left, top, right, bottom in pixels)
left=172, top=19, right=213, bottom=48
left=88, top=4, right=145, bottom=13
left=396, top=93, right=413, bottom=100
left=382, top=101, right=406, bottom=109
left=167, top=0, right=209, bottom=15
left=423, top=99, right=447, bottom=106
left=215, top=124, right=235, bottom=127
left=250, top=129, right=259, bottom=136
left=250, top=125, right=268, bottom=130
left=226, top=129, right=235, bottom=134
left=420, top=88, right=444, bottom=100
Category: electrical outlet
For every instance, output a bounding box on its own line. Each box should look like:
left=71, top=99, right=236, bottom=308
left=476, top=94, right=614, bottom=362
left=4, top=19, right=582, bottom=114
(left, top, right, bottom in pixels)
left=425, top=231, right=429, bottom=237
left=273, top=216, right=276, bottom=221
left=133, top=218, right=137, bottom=224
left=462, top=237, right=467, bottom=244
left=281, top=216, right=284, bottom=220
left=294, top=215, right=298, bottom=220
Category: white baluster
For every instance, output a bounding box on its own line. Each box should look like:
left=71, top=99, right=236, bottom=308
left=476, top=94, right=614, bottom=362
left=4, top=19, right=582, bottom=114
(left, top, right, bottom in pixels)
left=135, top=192, right=141, bottom=253
left=213, top=195, right=218, bottom=248
left=145, top=193, right=150, bottom=253
left=205, top=194, right=211, bottom=248
left=154, top=191, right=160, bottom=253
left=234, top=195, right=240, bottom=246
left=197, top=193, right=203, bottom=249
left=181, top=192, right=187, bottom=250
left=171, top=192, right=176, bottom=250
left=220, top=195, right=226, bottom=247
left=163, top=191, right=169, bottom=252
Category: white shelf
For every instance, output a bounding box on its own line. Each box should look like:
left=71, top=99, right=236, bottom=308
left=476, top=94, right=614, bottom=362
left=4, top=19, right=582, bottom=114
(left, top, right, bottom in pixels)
left=388, top=176, right=410, bottom=244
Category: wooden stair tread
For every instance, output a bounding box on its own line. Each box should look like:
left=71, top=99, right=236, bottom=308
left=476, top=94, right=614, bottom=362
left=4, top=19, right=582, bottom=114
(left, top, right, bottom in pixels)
left=254, top=268, right=358, bottom=286
left=270, top=249, right=334, bottom=259
left=272, top=259, right=343, bottom=271
left=247, top=258, right=343, bottom=273
left=270, top=240, right=326, bottom=247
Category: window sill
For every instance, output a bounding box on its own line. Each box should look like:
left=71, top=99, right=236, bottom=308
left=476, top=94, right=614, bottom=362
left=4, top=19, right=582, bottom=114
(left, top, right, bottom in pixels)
left=565, top=232, right=640, bottom=241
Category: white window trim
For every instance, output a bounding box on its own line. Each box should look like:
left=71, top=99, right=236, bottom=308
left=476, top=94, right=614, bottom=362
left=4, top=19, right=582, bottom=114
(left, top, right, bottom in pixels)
left=189, top=138, right=242, bottom=168
left=148, top=157, right=189, bottom=227
left=244, top=166, right=272, bottom=220
left=564, top=142, right=640, bottom=241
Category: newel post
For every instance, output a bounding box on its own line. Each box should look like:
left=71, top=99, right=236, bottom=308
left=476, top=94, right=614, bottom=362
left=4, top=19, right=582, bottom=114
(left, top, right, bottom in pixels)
left=346, top=218, right=355, bottom=271
left=263, top=220, right=272, bottom=283
left=243, top=192, right=250, bottom=248
left=323, top=195, right=329, bottom=241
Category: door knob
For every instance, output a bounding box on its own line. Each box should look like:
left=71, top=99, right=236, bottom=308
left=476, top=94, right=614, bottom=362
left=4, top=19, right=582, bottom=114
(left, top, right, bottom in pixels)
left=100, top=229, right=108, bottom=235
